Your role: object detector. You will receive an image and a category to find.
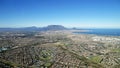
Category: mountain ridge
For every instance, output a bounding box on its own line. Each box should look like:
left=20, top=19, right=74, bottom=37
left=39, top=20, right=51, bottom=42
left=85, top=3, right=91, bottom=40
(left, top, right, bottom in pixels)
left=0, top=25, right=67, bottom=32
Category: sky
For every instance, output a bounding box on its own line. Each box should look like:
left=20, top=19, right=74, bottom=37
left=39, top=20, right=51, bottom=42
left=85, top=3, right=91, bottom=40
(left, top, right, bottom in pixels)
left=0, top=0, right=120, bottom=28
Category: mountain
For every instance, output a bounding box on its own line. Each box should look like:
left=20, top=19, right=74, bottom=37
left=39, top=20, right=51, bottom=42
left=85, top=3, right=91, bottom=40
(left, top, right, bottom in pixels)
left=0, top=25, right=67, bottom=32
left=41, top=25, right=67, bottom=31
left=0, top=26, right=39, bottom=32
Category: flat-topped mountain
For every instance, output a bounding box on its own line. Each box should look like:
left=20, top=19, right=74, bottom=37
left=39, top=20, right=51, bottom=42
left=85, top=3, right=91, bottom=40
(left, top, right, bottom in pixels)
left=42, top=25, right=67, bottom=31
left=0, top=25, right=67, bottom=32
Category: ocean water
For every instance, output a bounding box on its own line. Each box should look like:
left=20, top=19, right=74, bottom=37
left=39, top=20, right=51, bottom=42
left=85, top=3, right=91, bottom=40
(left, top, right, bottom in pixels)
left=75, top=29, right=120, bottom=36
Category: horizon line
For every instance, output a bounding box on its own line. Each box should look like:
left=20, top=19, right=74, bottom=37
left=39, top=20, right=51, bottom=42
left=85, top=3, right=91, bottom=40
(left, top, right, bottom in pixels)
left=0, top=25, right=120, bottom=29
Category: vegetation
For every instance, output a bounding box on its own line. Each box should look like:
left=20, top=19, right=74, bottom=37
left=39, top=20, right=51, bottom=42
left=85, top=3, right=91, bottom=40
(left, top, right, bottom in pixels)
left=89, top=56, right=102, bottom=63
left=111, top=48, right=120, bottom=52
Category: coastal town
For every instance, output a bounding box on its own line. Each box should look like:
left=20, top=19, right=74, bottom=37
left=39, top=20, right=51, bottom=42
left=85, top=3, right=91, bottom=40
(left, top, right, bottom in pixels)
left=0, top=26, right=120, bottom=68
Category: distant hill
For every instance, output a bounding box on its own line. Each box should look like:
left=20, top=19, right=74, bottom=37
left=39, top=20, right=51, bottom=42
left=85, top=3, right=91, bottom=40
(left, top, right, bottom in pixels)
left=41, top=25, right=67, bottom=31
left=0, top=26, right=39, bottom=32
left=0, top=25, right=67, bottom=32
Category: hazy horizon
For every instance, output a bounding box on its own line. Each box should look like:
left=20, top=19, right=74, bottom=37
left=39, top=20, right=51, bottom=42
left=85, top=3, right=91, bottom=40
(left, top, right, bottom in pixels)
left=0, top=24, right=120, bottom=29
left=0, top=0, right=120, bottom=28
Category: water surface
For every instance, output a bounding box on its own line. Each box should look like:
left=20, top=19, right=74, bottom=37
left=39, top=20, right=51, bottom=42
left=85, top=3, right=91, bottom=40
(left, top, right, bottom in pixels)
left=74, top=29, right=120, bottom=36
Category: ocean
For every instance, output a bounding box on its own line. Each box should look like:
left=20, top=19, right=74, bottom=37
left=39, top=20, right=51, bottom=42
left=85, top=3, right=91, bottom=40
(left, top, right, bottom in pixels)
left=74, top=29, right=120, bottom=36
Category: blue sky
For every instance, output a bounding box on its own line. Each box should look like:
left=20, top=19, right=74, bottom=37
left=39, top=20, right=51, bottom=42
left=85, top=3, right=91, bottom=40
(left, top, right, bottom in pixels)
left=0, top=0, right=120, bottom=28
